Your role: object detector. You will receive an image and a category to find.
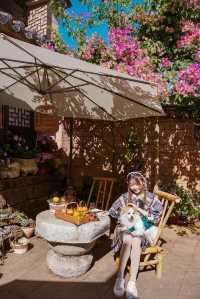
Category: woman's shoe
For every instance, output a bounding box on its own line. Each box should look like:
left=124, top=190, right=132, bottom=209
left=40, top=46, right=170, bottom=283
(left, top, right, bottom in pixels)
left=126, top=280, right=138, bottom=299
left=113, top=277, right=125, bottom=297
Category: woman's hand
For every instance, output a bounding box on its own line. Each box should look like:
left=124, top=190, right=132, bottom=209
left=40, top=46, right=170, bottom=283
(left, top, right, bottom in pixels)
left=120, top=226, right=128, bottom=232
left=132, top=204, right=148, bottom=217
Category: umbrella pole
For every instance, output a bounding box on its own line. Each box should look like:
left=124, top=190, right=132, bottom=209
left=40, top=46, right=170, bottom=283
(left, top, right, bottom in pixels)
left=68, top=118, right=73, bottom=186
left=111, top=122, right=116, bottom=175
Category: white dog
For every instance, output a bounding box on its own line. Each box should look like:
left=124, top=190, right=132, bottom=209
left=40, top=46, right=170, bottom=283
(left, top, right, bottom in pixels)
left=119, top=204, right=145, bottom=237
left=119, top=204, right=158, bottom=244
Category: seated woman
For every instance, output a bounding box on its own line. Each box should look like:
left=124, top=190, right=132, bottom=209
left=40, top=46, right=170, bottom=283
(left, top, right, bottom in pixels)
left=109, top=171, right=163, bottom=299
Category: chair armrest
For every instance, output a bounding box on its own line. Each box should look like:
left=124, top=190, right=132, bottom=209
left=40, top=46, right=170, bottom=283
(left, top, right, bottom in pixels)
left=141, top=245, right=163, bottom=255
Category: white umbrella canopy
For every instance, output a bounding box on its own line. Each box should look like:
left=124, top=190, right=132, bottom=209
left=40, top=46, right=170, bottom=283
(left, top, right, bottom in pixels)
left=0, top=33, right=164, bottom=120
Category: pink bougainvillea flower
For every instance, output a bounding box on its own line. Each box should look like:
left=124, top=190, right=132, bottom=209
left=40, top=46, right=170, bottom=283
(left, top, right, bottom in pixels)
left=195, top=47, right=200, bottom=62
left=174, top=63, right=200, bottom=96
left=160, top=57, right=171, bottom=68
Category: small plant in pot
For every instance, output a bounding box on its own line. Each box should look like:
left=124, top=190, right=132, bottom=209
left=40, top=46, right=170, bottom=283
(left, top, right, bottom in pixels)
left=15, top=211, right=35, bottom=238
left=11, top=237, right=29, bottom=254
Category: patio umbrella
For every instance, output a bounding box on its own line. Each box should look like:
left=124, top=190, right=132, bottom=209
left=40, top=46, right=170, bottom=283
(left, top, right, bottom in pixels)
left=0, top=33, right=165, bottom=181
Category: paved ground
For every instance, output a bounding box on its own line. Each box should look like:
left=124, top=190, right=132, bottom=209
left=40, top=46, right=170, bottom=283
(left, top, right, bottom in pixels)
left=0, top=225, right=199, bottom=299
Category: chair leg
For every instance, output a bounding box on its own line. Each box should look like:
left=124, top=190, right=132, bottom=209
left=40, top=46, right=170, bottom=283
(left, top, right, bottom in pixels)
left=144, top=253, right=150, bottom=263
left=156, top=253, right=163, bottom=279
left=140, top=253, right=151, bottom=271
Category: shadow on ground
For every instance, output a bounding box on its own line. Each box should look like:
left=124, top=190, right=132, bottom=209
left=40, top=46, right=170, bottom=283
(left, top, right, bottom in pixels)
left=0, top=277, right=118, bottom=299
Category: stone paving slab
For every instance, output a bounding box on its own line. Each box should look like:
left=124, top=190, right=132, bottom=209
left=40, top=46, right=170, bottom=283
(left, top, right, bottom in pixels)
left=0, top=225, right=199, bottom=299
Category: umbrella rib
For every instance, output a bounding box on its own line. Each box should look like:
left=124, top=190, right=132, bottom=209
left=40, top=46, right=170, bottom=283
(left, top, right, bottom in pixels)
left=45, top=68, right=54, bottom=103
left=34, top=58, right=42, bottom=92
left=0, top=59, right=40, bottom=92
left=1, top=35, right=160, bottom=114
left=2, top=35, right=44, bottom=65
left=45, top=65, right=156, bottom=86
left=70, top=69, right=156, bottom=86
left=44, top=69, right=79, bottom=92
left=50, top=67, right=116, bottom=121
left=0, top=65, right=36, bottom=70
left=76, top=87, right=117, bottom=121
left=68, top=73, right=161, bottom=114
left=0, top=58, right=41, bottom=66
left=0, top=67, right=42, bottom=93
left=51, top=66, right=156, bottom=86
left=49, top=83, right=89, bottom=94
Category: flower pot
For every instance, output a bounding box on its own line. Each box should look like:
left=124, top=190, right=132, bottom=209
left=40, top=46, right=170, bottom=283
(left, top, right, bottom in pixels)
left=22, top=226, right=35, bottom=238
left=11, top=237, right=29, bottom=254
left=0, top=207, right=12, bottom=220
left=15, top=158, right=38, bottom=176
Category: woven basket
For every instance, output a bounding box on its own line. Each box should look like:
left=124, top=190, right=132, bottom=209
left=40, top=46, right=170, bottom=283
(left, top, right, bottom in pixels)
left=55, top=202, right=98, bottom=225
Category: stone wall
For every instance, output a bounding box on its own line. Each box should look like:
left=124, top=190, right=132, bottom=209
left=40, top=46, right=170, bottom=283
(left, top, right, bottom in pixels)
left=0, top=174, right=64, bottom=218
left=59, top=107, right=200, bottom=196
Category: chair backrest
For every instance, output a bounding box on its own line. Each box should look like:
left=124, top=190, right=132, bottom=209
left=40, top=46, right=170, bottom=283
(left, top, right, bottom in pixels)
left=87, top=176, right=116, bottom=210
left=153, top=187, right=181, bottom=245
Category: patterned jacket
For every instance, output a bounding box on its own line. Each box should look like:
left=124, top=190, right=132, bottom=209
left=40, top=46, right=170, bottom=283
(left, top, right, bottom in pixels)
left=109, top=191, right=163, bottom=225
left=109, top=191, right=163, bottom=252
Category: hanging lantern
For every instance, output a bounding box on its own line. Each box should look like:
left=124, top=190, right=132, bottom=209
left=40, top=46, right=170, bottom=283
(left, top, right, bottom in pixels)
left=34, top=96, right=60, bottom=133
left=35, top=95, right=58, bottom=115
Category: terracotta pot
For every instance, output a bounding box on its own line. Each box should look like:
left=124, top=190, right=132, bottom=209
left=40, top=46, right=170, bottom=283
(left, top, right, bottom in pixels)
left=22, top=226, right=35, bottom=238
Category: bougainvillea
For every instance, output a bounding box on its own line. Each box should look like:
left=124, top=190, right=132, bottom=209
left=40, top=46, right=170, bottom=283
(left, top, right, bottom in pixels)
left=174, top=63, right=200, bottom=97
left=50, top=0, right=200, bottom=106
left=184, top=0, right=200, bottom=8
left=78, top=28, right=167, bottom=97
left=177, top=22, right=200, bottom=49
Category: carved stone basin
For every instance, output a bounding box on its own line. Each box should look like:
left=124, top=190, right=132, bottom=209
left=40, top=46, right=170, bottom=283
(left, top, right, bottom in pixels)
left=36, top=210, right=110, bottom=278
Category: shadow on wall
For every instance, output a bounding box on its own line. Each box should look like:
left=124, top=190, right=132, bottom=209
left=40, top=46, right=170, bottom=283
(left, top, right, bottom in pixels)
left=158, top=115, right=200, bottom=194
left=62, top=107, right=199, bottom=197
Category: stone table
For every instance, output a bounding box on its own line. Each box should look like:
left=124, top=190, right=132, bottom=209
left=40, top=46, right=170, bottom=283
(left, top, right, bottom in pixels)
left=36, top=210, right=110, bottom=278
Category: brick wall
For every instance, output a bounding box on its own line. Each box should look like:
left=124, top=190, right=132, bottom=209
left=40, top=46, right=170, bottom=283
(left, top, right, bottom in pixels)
left=27, top=2, right=51, bottom=38
left=0, top=174, right=64, bottom=218
left=58, top=107, right=200, bottom=196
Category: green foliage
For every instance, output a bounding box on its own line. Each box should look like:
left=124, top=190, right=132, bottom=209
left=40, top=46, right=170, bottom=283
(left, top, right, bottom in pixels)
left=172, top=185, right=200, bottom=222
left=50, top=0, right=133, bottom=48
left=51, top=31, right=70, bottom=54
left=124, top=131, right=144, bottom=170
left=133, top=1, right=183, bottom=49
left=15, top=211, right=29, bottom=227
left=0, top=133, right=37, bottom=159
left=193, top=101, right=200, bottom=124
left=51, top=0, right=200, bottom=107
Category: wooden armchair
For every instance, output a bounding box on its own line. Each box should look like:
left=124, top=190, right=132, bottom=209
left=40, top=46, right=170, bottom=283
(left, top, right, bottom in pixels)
left=87, top=177, right=116, bottom=210
left=139, top=188, right=181, bottom=279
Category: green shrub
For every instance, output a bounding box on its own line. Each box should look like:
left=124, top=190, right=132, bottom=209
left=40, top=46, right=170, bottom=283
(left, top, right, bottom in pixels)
left=171, top=185, right=200, bottom=223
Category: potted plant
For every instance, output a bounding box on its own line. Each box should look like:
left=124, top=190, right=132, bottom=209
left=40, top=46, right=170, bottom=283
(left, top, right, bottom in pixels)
left=11, top=237, right=29, bottom=254
left=15, top=211, right=35, bottom=238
